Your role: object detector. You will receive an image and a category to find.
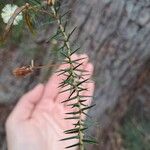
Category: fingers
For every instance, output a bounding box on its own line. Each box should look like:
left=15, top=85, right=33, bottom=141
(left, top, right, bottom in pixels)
left=37, top=54, right=78, bottom=108
left=42, top=54, right=78, bottom=100
left=41, top=63, right=69, bottom=100
left=7, top=84, right=44, bottom=122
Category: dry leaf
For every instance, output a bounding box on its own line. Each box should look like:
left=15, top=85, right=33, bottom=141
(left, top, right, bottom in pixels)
left=47, top=0, right=56, bottom=5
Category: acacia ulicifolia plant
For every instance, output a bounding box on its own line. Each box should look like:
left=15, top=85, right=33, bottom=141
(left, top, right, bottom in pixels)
left=0, top=0, right=96, bottom=149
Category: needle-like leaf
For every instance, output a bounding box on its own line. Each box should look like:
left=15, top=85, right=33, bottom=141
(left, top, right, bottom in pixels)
left=83, top=139, right=98, bottom=144
left=65, top=143, right=80, bottom=149
left=61, top=10, right=71, bottom=18
left=65, top=110, right=80, bottom=115
left=64, top=127, right=87, bottom=134
left=76, top=78, right=90, bottom=86
left=59, top=86, right=74, bottom=94
left=70, top=47, right=80, bottom=56
left=81, top=104, right=96, bottom=111
left=60, top=135, right=79, bottom=141
left=73, top=63, right=83, bottom=70
left=64, top=116, right=80, bottom=120
left=61, top=95, right=78, bottom=103
left=67, top=26, right=77, bottom=40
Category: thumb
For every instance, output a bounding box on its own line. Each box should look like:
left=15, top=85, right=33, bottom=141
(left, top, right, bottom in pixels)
left=9, top=84, right=44, bottom=121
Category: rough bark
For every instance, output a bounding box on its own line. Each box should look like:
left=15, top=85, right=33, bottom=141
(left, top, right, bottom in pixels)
left=67, top=0, right=150, bottom=123
left=66, top=0, right=150, bottom=149
left=0, top=0, right=150, bottom=149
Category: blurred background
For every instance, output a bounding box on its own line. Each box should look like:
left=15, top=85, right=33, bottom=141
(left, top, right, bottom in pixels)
left=0, top=0, right=150, bottom=150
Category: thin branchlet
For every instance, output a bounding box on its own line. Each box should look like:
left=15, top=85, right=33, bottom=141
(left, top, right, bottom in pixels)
left=50, top=3, right=94, bottom=150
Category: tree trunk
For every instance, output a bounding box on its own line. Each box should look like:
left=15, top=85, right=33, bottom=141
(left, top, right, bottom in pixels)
left=66, top=0, right=150, bottom=149
left=0, top=0, right=150, bottom=149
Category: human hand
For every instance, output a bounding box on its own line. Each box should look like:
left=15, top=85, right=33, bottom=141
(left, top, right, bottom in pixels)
left=6, top=54, right=95, bottom=150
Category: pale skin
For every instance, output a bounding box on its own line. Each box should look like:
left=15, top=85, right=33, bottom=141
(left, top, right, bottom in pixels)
left=6, top=54, right=95, bottom=150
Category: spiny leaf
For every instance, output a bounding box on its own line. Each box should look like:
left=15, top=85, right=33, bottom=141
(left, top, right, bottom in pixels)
left=60, top=135, right=79, bottom=141
left=54, top=1, right=61, bottom=12
left=57, top=44, right=65, bottom=51
left=64, top=116, right=80, bottom=120
left=64, top=73, right=74, bottom=83
left=66, top=103, right=79, bottom=107
left=65, top=143, right=80, bottom=149
left=59, top=84, right=71, bottom=90
left=65, top=110, right=80, bottom=115
left=81, top=104, right=96, bottom=111
left=76, top=78, right=90, bottom=86
left=57, top=71, right=69, bottom=76
left=73, top=121, right=84, bottom=127
left=64, top=127, right=87, bottom=134
left=61, top=95, right=78, bottom=103
left=73, top=63, right=83, bottom=70
left=68, top=89, right=76, bottom=98
left=58, top=74, right=74, bottom=88
left=56, top=68, right=70, bottom=76
left=64, top=127, right=80, bottom=134
left=59, top=86, right=74, bottom=94
left=67, top=26, right=77, bottom=40
left=82, top=112, right=91, bottom=118
left=70, top=47, right=80, bottom=56
left=79, top=100, right=87, bottom=103
left=64, top=57, right=88, bottom=64
left=78, top=87, right=88, bottom=92
left=72, top=104, right=80, bottom=108
left=83, top=139, right=98, bottom=144
left=59, top=81, right=69, bottom=88
left=61, top=9, right=71, bottom=18
left=80, top=102, right=87, bottom=107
